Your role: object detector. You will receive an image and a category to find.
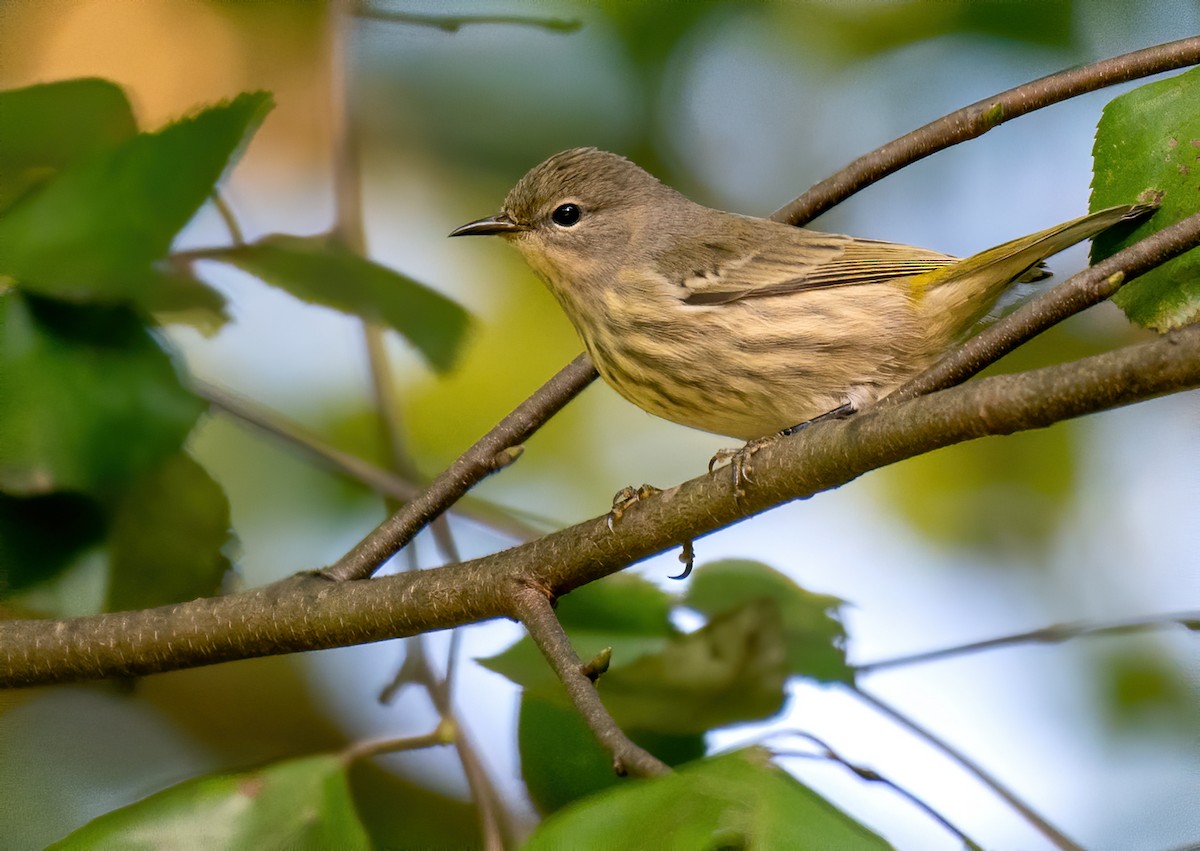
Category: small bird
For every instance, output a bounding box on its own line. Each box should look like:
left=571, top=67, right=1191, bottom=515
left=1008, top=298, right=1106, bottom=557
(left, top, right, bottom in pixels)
left=452, top=147, right=1151, bottom=441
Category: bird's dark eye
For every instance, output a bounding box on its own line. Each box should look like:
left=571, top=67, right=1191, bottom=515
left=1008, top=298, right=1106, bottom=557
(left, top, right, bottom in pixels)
left=551, top=203, right=581, bottom=227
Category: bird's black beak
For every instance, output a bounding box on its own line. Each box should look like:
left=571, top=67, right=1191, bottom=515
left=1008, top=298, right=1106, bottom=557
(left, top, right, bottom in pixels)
left=449, top=214, right=526, bottom=237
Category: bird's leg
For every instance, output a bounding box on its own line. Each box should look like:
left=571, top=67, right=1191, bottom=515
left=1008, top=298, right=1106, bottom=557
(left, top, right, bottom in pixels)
left=780, top=401, right=856, bottom=435
left=607, top=483, right=663, bottom=531
left=709, top=403, right=858, bottom=496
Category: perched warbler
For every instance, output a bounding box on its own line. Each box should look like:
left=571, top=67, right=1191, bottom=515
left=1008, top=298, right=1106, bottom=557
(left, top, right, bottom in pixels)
left=452, top=147, right=1151, bottom=440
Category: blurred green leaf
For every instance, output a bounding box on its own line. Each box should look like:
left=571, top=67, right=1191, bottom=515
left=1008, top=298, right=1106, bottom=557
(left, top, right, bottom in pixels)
left=145, top=268, right=230, bottom=336
left=478, top=573, right=677, bottom=695
left=685, top=559, right=852, bottom=683
left=0, top=78, right=136, bottom=212
left=0, top=492, right=107, bottom=597
left=106, top=451, right=232, bottom=612
left=0, top=90, right=272, bottom=305
left=525, top=748, right=889, bottom=850
left=518, top=695, right=705, bottom=815
left=781, top=0, right=1073, bottom=59
left=556, top=570, right=677, bottom=635
left=1100, top=646, right=1200, bottom=734
left=205, top=234, right=471, bottom=372
left=875, top=424, right=1075, bottom=555
left=49, top=754, right=370, bottom=850
left=0, top=292, right=203, bottom=496
left=1092, top=65, right=1200, bottom=331
left=597, top=600, right=789, bottom=734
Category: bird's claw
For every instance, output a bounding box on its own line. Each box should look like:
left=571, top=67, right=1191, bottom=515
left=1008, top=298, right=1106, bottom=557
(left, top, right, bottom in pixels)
left=607, top=483, right=662, bottom=530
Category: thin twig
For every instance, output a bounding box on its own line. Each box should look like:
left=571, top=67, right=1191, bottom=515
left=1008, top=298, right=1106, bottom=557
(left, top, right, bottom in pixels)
left=771, top=36, right=1200, bottom=226
left=329, top=4, right=506, bottom=847
left=194, top=378, right=545, bottom=541
left=322, top=353, right=598, bottom=581
left=6, top=323, right=1200, bottom=687
left=886, top=210, right=1200, bottom=405
left=510, top=584, right=669, bottom=778
left=850, top=686, right=1082, bottom=851
left=357, top=7, right=582, bottom=33
left=210, top=190, right=246, bottom=246
left=342, top=725, right=452, bottom=763
left=856, top=611, right=1200, bottom=676
left=770, top=732, right=983, bottom=851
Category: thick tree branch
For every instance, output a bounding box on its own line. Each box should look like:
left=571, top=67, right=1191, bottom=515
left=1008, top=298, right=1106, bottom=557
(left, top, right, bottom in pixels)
left=4, top=324, right=1199, bottom=687
left=770, top=36, right=1200, bottom=226
left=510, top=584, right=669, bottom=777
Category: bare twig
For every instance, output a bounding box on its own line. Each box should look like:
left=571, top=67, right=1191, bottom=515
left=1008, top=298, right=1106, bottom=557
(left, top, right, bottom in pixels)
left=322, top=353, right=598, bottom=581
left=357, top=7, right=582, bottom=33
left=771, top=732, right=983, bottom=851
left=210, top=189, right=246, bottom=246
left=887, top=211, right=1200, bottom=405
left=771, top=36, right=1200, bottom=226
left=510, top=584, right=669, bottom=778
left=850, top=686, right=1082, bottom=851
left=856, top=611, right=1200, bottom=676
left=342, top=723, right=453, bottom=763
left=194, top=378, right=544, bottom=541
left=321, top=41, right=1200, bottom=586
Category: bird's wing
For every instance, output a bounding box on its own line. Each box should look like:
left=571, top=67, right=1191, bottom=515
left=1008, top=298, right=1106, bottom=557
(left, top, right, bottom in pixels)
left=678, top=234, right=960, bottom=306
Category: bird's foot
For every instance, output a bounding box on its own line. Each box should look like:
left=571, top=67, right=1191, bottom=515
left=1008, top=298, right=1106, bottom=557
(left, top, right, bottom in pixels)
left=607, top=483, right=663, bottom=531
left=709, top=437, right=774, bottom=497
left=710, top=403, right=858, bottom=496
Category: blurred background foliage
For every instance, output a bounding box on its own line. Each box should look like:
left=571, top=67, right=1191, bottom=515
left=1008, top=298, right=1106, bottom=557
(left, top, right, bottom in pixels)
left=1, top=1, right=1198, bottom=848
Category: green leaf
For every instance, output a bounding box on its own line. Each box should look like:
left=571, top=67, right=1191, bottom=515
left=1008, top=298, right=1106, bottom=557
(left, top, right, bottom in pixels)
left=1091, top=66, right=1200, bottom=331
left=518, top=695, right=704, bottom=815
left=105, top=451, right=232, bottom=612
left=0, top=292, right=203, bottom=496
left=478, top=573, right=677, bottom=695
left=0, top=91, right=272, bottom=305
left=49, top=754, right=370, bottom=851
left=596, top=599, right=789, bottom=734
left=0, top=78, right=137, bottom=212
left=145, top=268, right=230, bottom=336
left=524, top=748, right=889, bottom=850
left=1100, top=646, right=1200, bottom=734
left=0, top=492, right=107, bottom=596
left=206, top=234, right=472, bottom=372
left=686, top=559, right=853, bottom=684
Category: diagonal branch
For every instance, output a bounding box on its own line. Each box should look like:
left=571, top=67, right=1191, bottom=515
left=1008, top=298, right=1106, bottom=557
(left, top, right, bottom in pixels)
left=4, top=322, right=1200, bottom=687
left=770, top=36, right=1200, bottom=226
left=322, top=353, right=598, bottom=581
left=510, top=584, right=668, bottom=778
